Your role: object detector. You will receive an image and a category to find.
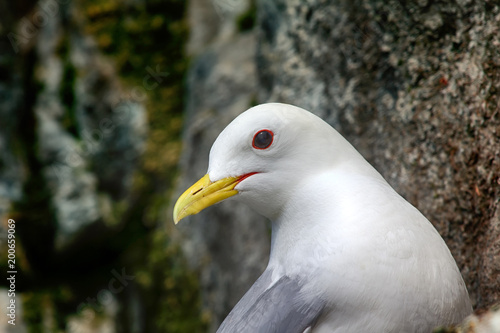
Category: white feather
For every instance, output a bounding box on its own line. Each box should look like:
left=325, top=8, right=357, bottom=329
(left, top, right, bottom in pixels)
left=208, top=103, right=472, bottom=332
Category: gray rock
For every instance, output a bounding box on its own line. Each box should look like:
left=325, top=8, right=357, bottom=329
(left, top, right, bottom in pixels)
left=178, top=0, right=500, bottom=329
left=0, top=5, right=25, bottom=224
left=0, top=74, right=24, bottom=222
left=32, top=0, right=147, bottom=247
left=256, top=0, right=500, bottom=310
left=174, top=2, right=269, bottom=330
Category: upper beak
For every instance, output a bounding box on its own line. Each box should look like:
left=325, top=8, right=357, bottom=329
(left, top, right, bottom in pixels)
left=173, top=174, right=244, bottom=224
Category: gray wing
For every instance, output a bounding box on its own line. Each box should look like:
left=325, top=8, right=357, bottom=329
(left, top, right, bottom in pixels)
left=217, top=269, right=326, bottom=333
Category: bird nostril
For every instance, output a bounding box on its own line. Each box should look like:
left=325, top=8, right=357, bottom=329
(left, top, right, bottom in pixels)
left=192, top=188, right=202, bottom=195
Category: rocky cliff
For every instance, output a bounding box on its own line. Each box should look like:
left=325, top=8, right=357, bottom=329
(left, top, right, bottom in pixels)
left=0, top=0, right=498, bottom=331
left=257, top=0, right=500, bottom=309
left=1, top=0, right=205, bottom=332
left=178, top=0, right=499, bottom=330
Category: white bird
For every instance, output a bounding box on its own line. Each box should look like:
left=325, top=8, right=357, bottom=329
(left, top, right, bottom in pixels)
left=173, top=103, right=472, bottom=333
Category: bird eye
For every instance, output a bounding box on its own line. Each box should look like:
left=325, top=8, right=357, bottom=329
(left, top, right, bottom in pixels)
left=252, top=130, right=274, bottom=149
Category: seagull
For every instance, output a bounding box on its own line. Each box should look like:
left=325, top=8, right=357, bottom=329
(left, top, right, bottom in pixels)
left=173, top=103, right=472, bottom=332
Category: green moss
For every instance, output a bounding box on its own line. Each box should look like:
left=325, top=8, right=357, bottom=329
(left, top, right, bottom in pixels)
left=9, top=48, right=61, bottom=332
left=60, top=62, right=78, bottom=138
left=248, top=94, right=259, bottom=108
left=9, top=1, right=206, bottom=331
left=432, top=327, right=455, bottom=333
left=22, top=293, right=46, bottom=333
left=57, top=34, right=79, bottom=138
left=22, top=289, right=75, bottom=333
left=126, top=230, right=209, bottom=332
left=11, top=49, right=57, bottom=269
left=237, top=1, right=257, bottom=32
left=71, top=0, right=207, bottom=331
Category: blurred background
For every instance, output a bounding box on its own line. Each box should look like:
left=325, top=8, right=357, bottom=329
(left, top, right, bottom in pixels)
left=0, top=0, right=499, bottom=332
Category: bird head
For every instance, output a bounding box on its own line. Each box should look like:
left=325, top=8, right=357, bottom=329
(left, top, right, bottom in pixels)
left=173, top=103, right=364, bottom=223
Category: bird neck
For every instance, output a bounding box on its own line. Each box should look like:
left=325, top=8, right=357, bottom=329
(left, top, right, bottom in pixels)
left=267, top=179, right=339, bottom=274
left=266, top=168, right=388, bottom=275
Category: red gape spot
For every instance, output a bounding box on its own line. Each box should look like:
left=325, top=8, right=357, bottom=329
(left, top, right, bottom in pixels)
left=237, top=172, right=258, bottom=183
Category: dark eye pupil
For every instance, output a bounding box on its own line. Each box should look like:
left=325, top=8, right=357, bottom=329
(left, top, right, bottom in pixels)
left=253, top=130, right=273, bottom=149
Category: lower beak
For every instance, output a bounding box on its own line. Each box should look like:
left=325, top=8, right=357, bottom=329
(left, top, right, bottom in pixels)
left=173, top=174, right=240, bottom=224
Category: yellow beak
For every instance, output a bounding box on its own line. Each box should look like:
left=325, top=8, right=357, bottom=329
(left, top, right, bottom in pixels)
left=173, top=174, right=241, bottom=224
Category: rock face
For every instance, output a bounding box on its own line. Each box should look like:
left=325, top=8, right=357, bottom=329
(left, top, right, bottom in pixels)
left=178, top=0, right=499, bottom=329
left=0, top=0, right=162, bottom=331
left=0, top=0, right=29, bottom=230
left=175, top=1, right=269, bottom=331
left=35, top=7, right=147, bottom=246
left=2, top=0, right=147, bottom=245
left=1, top=0, right=498, bottom=331
left=256, top=0, right=500, bottom=310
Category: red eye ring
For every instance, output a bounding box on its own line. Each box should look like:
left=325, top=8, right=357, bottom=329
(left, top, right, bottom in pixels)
left=252, top=130, right=274, bottom=150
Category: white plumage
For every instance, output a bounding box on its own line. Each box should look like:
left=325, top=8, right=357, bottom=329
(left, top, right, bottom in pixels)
left=174, top=103, right=472, bottom=332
